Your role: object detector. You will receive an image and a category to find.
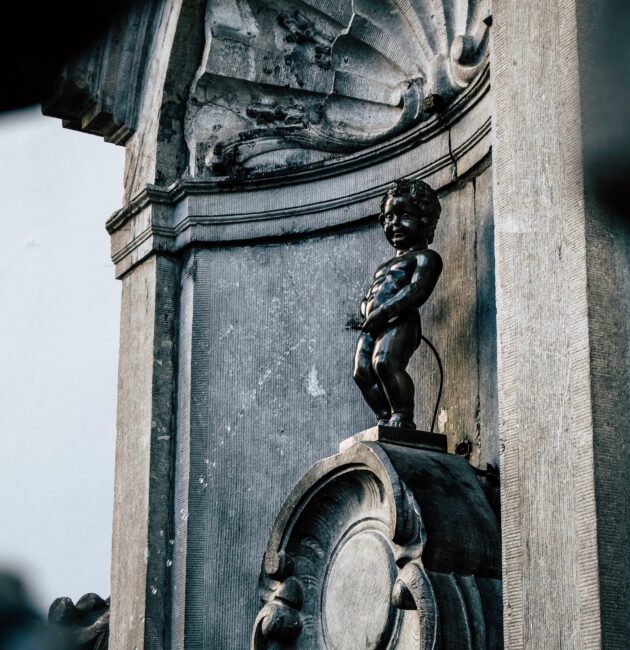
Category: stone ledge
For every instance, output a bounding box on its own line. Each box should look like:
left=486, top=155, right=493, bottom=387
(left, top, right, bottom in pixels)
left=339, top=425, right=447, bottom=453
left=106, top=114, right=491, bottom=277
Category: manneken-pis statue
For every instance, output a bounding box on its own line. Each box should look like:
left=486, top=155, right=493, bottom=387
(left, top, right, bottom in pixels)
left=353, top=179, right=443, bottom=429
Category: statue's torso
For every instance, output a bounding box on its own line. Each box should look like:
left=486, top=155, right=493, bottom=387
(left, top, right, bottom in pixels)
left=364, top=252, right=418, bottom=317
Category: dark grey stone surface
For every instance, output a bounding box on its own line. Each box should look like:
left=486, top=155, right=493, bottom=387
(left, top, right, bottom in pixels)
left=586, top=195, right=630, bottom=648
left=173, top=226, right=385, bottom=648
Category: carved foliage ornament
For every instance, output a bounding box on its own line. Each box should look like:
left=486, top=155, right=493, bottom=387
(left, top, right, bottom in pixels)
left=187, top=0, right=491, bottom=176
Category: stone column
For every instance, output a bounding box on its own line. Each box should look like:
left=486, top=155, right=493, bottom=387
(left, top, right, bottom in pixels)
left=491, top=2, right=630, bottom=647
left=110, top=255, right=179, bottom=650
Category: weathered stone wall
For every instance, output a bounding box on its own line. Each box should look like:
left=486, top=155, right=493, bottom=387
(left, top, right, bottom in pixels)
left=42, top=0, right=630, bottom=647
left=170, top=161, right=496, bottom=647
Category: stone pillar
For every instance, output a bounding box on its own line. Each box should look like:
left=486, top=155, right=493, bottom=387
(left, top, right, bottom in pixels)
left=491, top=2, right=630, bottom=647
left=110, top=255, right=179, bottom=650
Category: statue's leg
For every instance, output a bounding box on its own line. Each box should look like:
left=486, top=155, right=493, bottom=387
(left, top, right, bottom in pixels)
left=353, top=332, right=391, bottom=423
left=371, top=315, right=419, bottom=428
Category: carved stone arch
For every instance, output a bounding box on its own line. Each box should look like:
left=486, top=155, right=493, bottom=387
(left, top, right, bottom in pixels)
left=252, top=439, right=502, bottom=649
left=43, top=0, right=492, bottom=198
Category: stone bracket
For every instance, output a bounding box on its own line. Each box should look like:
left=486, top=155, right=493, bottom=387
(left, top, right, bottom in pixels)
left=251, top=435, right=502, bottom=649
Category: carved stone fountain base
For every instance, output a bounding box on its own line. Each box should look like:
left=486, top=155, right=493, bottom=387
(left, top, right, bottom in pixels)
left=252, top=431, right=502, bottom=649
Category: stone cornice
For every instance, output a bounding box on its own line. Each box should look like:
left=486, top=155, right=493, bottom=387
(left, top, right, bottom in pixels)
left=109, top=65, right=489, bottom=232
left=107, top=71, right=491, bottom=277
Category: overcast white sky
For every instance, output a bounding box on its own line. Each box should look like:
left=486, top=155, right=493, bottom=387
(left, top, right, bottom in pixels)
left=0, top=107, right=124, bottom=611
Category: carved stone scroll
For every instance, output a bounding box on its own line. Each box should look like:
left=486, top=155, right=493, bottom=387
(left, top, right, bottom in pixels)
left=191, top=0, right=492, bottom=176
left=252, top=430, right=502, bottom=649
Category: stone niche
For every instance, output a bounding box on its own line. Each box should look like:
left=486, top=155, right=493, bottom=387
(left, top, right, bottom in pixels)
left=45, top=1, right=499, bottom=648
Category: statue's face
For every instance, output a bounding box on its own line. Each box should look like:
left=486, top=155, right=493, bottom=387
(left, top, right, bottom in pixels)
left=381, top=195, right=431, bottom=250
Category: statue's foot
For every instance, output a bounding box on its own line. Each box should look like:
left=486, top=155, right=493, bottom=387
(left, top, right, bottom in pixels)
left=388, top=413, right=416, bottom=429
left=377, top=412, right=391, bottom=427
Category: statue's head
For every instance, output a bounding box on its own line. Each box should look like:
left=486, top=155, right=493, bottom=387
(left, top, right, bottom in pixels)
left=378, top=179, right=441, bottom=249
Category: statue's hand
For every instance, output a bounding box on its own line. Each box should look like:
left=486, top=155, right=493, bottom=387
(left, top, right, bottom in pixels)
left=362, top=307, right=389, bottom=335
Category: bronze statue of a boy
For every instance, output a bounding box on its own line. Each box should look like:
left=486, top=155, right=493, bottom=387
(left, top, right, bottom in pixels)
left=353, top=179, right=442, bottom=429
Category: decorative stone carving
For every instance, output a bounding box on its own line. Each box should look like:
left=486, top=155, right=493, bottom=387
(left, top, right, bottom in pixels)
left=42, top=2, right=159, bottom=145
left=277, top=10, right=334, bottom=68
left=44, top=1, right=493, bottom=276
left=246, top=99, right=308, bottom=126
left=48, top=593, right=110, bottom=650
left=189, top=0, right=491, bottom=176
left=252, top=430, right=502, bottom=649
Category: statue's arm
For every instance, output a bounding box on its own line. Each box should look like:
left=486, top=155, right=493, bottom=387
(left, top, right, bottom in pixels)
left=380, top=250, right=443, bottom=319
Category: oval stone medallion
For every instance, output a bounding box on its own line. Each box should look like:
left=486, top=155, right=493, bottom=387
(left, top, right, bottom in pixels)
left=323, top=528, right=399, bottom=650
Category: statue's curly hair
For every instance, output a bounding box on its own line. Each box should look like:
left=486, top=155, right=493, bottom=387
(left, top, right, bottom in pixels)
left=378, top=179, right=441, bottom=242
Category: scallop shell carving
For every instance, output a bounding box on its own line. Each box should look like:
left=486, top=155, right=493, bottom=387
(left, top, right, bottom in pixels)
left=186, top=0, right=491, bottom=176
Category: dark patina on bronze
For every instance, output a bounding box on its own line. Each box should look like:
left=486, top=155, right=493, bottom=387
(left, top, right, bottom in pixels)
left=353, top=179, right=443, bottom=430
